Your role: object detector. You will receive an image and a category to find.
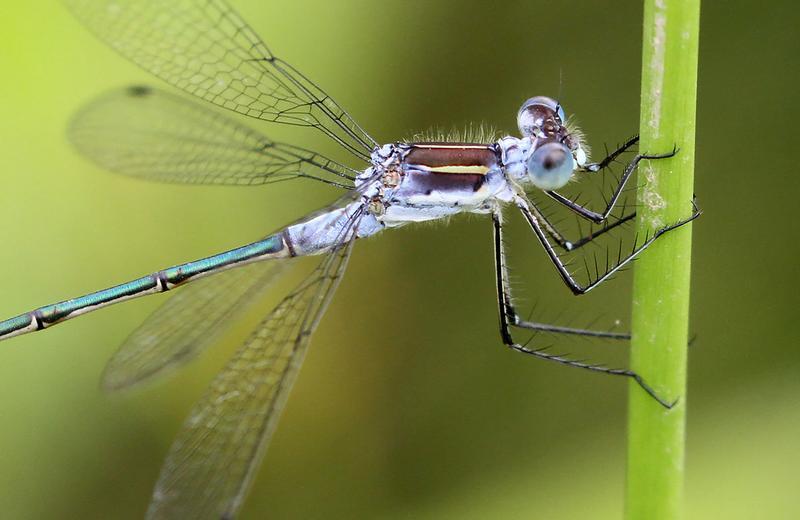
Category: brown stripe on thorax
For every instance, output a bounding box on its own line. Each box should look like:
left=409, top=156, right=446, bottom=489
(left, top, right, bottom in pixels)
left=403, top=143, right=499, bottom=175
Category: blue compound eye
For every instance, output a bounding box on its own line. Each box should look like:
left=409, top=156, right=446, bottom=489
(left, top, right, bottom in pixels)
left=526, top=142, right=575, bottom=190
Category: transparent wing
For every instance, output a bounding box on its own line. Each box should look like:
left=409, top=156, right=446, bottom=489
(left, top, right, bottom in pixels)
left=102, top=260, right=285, bottom=392
left=64, top=0, right=378, bottom=161
left=146, top=208, right=362, bottom=520
left=69, top=86, right=359, bottom=188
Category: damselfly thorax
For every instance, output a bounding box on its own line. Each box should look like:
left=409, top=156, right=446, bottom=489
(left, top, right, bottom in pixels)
left=353, top=124, right=586, bottom=231
left=370, top=142, right=508, bottom=220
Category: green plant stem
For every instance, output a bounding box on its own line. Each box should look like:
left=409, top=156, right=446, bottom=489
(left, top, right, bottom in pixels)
left=625, top=1, right=700, bottom=519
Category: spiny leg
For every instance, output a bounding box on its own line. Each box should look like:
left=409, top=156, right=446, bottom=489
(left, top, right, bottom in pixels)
left=491, top=211, right=671, bottom=407
left=524, top=193, right=638, bottom=253
left=547, top=141, right=677, bottom=224
left=521, top=136, right=644, bottom=250
left=515, top=195, right=701, bottom=296
left=581, top=135, right=640, bottom=173
left=509, top=198, right=633, bottom=338
left=516, top=312, right=630, bottom=340
left=492, top=212, right=624, bottom=342
left=513, top=199, right=699, bottom=345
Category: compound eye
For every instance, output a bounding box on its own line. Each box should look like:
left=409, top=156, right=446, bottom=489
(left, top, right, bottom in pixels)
left=517, top=96, right=566, bottom=137
left=526, top=142, right=575, bottom=190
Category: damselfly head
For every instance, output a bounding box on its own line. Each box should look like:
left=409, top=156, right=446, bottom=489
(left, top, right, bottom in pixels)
left=517, top=96, right=588, bottom=189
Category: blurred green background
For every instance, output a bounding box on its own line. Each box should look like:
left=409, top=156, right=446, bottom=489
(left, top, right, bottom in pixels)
left=0, top=1, right=798, bottom=518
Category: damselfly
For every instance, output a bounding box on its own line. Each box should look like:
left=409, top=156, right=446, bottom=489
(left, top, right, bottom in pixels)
left=0, top=1, right=700, bottom=518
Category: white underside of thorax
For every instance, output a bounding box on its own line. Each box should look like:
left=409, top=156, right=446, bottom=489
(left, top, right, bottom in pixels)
left=378, top=169, right=514, bottom=226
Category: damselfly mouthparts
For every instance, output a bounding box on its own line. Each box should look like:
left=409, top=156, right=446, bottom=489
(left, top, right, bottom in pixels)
left=0, top=1, right=700, bottom=518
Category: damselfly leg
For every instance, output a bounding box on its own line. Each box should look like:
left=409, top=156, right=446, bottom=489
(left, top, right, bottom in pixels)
left=492, top=212, right=683, bottom=408
left=521, top=136, right=674, bottom=252
left=581, top=135, right=641, bottom=174
left=523, top=194, right=637, bottom=253
left=494, top=144, right=700, bottom=407
left=516, top=195, right=701, bottom=296
left=546, top=140, right=678, bottom=224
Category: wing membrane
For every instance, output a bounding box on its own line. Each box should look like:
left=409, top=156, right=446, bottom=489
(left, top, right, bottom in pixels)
left=64, top=0, right=377, bottom=160
left=102, top=261, right=284, bottom=391
left=69, top=86, right=358, bottom=187
left=146, top=208, right=362, bottom=519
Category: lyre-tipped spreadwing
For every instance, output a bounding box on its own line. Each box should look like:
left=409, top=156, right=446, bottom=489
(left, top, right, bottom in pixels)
left=0, top=1, right=700, bottom=518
